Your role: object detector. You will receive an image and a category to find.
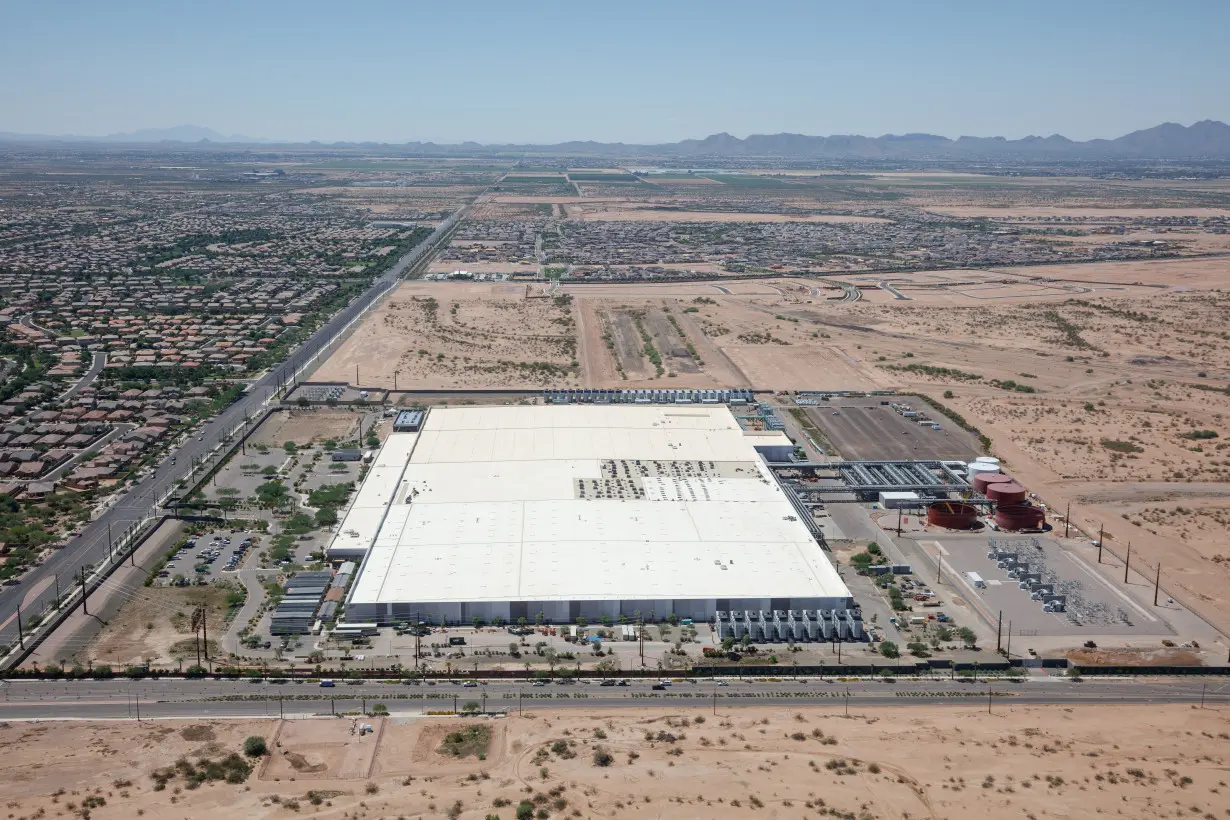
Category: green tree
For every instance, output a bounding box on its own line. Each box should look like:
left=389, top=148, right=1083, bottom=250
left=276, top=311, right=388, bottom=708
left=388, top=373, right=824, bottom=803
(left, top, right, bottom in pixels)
left=283, top=441, right=297, bottom=453
left=315, top=507, right=338, bottom=527
left=255, top=481, right=289, bottom=508
left=880, top=641, right=900, bottom=659
left=243, top=736, right=268, bottom=757
left=958, top=627, right=978, bottom=647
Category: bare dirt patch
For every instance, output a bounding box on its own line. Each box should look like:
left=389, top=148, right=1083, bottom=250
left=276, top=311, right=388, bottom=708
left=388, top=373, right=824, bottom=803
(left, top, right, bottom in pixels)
left=1066, top=647, right=1203, bottom=666
left=262, top=719, right=382, bottom=781
left=250, top=410, right=360, bottom=447
left=1, top=707, right=1227, bottom=820
left=85, top=584, right=238, bottom=667
left=316, top=282, right=580, bottom=389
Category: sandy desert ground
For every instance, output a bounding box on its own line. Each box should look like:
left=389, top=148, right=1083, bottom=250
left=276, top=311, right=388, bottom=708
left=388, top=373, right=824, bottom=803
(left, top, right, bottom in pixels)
left=315, top=282, right=581, bottom=389
left=0, top=704, right=1225, bottom=819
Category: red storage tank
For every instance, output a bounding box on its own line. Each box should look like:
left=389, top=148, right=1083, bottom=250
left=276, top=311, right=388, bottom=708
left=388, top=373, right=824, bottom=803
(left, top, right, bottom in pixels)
left=972, top=472, right=1012, bottom=494
left=986, top=481, right=1028, bottom=504
left=927, top=501, right=980, bottom=530
left=995, top=504, right=1046, bottom=531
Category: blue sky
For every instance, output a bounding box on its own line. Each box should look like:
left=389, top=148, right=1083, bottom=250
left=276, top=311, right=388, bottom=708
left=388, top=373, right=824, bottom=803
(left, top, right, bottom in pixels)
left=2, top=0, right=1226, bottom=143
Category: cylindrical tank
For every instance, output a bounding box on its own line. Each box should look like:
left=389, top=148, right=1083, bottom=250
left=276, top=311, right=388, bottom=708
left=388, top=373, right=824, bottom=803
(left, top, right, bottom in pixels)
left=995, top=503, right=1046, bottom=531
left=986, top=481, right=1028, bottom=505
left=967, top=461, right=1000, bottom=480
left=927, top=501, right=980, bottom=529
left=972, top=471, right=1012, bottom=494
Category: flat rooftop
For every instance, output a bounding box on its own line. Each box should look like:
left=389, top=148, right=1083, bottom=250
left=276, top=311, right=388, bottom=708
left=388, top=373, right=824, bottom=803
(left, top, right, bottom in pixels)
left=346, top=405, right=848, bottom=606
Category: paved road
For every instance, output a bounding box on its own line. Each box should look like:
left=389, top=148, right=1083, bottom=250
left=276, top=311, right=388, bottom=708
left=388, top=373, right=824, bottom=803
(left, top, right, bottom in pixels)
left=0, top=204, right=474, bottom=658
left=219, top=569, right=278, bottom=655
left=59, top=351, right=107, bottom=401
left=0, top=677, right=1224, bottom=720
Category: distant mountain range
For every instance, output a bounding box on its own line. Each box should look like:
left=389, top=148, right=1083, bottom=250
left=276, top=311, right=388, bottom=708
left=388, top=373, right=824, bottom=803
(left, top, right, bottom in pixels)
left=0, top=125, right=266, bottom=144
left=3, top=120, right=1230, bottom=159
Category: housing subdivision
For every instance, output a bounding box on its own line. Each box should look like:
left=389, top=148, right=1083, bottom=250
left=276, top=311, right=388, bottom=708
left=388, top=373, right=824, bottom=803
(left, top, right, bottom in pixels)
left=330, top=404, right=851, bottom=624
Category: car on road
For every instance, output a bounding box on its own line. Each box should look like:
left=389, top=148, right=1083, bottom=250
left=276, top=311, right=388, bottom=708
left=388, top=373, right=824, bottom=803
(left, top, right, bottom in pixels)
left=319, top=679, right=335, bottom=688
left=600, top=679, right=616, bottom=686
left=616, top=680, right=629, bottom=686
left=462, top=681, right=478, bottom=687
left=531, top=681, right=546, bottom=687
left=717, top=680, right=729, bottom=686
left=651, top=684, right=666, bottom=691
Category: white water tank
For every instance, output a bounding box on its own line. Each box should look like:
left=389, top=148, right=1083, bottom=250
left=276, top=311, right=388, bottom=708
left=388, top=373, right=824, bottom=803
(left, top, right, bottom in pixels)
left=967, top=461, right=999, bottom=479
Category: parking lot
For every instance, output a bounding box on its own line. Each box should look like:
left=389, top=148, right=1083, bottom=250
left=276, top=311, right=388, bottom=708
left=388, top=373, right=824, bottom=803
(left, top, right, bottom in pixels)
left=922, top=534, right=1174, bottom=638
left=804, top=398, right=981, bottom=461
left=160, top=527, right=260, bottom=584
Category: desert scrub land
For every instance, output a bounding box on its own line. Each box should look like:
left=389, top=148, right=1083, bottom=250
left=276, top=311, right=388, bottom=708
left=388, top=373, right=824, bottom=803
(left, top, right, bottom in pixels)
left=0, top=705, right=1227, bottom=820
left=317, top=281, right=581, bottom=388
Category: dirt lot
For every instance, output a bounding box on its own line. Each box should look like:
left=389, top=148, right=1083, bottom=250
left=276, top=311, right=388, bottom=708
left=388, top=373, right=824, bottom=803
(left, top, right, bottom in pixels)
left=84, top=584, right=236, bottom=667
left=1, top=705, right=1226, bottom=819
left=249, top=410, right=363, bottom=447
left=315, top=281, right=581, bottom=389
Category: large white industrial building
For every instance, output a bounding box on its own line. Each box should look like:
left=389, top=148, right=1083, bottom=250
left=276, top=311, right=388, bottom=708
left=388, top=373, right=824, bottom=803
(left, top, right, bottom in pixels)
left=332, top=404, right=851, bottom=624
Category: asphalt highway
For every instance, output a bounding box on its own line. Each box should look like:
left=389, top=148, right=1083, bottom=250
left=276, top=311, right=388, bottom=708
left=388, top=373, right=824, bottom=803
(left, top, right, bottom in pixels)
left=0, top=205, right=472, bottom=656
left=0, top=677, right=1225, bottom=720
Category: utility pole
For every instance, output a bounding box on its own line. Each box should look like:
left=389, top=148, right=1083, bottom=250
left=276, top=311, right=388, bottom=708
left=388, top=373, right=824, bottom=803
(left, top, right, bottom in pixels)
left=1154, top=563, right=1162, bottom=606
left=16, top=609, right=23, bottom=649
left=202, top=609, right=209, bottom=669
left=1005, top=621, right=1012, bottom=659
left=135, top=693, right=141, bottom=722
left=836, top=637, right=842, bottom=664
left=936, top=551, right=944, bottom=586
left=1124, top=542, right=1131, bottom=584
left=1064, top=502, right=1070, bottom=538
left=53, top=573, right=59, bottom=606
left=844, top=686, right=849, bottom=717
left=987, top=682, right=992, bottom=715
left=80, top=566, right=88, bottom=615
left=355, top=364, right=359, bottom=386
left=1201, top=683, right=1207, bottom=709
left=995, top=610, right=1003, bottom=654
left=712, top=689, right=717, bottom=716
left=896, top=507, right=903, bottom=536
left=1097, top=524, right=1104, bottom=564
left=192, top=606, right=203, bottom=667
left=107, top=521, right=113, bottom=561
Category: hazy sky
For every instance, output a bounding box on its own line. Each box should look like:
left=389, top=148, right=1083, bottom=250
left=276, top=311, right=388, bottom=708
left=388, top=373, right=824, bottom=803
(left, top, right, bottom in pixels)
left=2, top=0, right=1226, bottom=144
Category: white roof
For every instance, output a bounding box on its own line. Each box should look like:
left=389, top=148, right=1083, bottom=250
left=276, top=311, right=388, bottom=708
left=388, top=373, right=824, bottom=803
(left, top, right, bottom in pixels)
left=346, top=405, right=849, bottom=604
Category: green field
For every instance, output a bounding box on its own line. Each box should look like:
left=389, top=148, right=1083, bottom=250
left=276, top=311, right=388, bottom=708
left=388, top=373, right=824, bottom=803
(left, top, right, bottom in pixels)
left=701, top=174, right=795, bottom=186
left=567, top=172, right=641, bottom=182
left=502, top=175, right=569, bottom=183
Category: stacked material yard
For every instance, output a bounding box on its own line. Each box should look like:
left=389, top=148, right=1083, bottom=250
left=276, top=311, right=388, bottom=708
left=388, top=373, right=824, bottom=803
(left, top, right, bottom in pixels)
left=271, top=570, right=333, bottom=635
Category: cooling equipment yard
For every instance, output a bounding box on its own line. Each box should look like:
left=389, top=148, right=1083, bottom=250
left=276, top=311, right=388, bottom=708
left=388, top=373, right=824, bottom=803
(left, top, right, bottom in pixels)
left=332, top=404, right=851, bottom=624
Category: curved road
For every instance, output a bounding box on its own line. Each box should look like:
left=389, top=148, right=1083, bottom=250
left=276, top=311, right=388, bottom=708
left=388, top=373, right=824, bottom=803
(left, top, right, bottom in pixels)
left=0, top=204, right=474, bottom=658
